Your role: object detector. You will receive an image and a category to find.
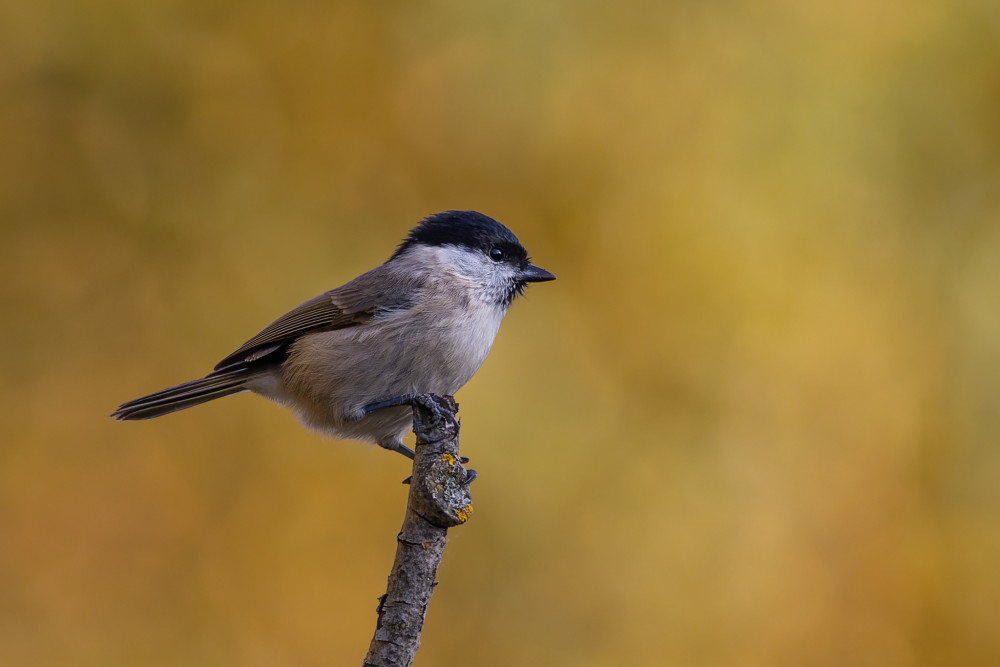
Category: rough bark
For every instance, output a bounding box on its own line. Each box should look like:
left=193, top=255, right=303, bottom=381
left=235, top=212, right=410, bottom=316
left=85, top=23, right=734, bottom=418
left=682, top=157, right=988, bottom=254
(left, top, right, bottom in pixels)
left=363, top=394, right=474, bottom=667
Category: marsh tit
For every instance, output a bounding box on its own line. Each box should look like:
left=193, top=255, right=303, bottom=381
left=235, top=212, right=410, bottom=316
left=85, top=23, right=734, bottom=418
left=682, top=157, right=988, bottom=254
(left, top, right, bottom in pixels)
left=112, top=210, right=556, bottom=458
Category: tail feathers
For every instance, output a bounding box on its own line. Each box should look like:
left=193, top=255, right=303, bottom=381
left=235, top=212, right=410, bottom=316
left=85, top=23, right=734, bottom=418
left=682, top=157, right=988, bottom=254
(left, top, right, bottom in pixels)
left=112, top=370, right=252, bottom=421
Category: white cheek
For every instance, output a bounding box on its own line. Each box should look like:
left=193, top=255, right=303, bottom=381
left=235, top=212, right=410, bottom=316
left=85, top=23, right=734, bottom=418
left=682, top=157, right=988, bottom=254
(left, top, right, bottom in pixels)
left=435, top=245, right=491, bottom=274
left=433, top=246, right=515, bottom=304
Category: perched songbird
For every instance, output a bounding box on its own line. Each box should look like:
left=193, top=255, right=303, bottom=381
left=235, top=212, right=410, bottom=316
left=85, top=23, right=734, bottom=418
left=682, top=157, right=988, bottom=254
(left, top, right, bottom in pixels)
left=112, top=211, right=556, bottom=458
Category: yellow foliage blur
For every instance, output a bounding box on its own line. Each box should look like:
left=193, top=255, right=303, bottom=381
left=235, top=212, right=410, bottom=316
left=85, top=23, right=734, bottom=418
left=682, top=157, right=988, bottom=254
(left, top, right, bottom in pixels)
left=2, top=1, right=999, bottom=665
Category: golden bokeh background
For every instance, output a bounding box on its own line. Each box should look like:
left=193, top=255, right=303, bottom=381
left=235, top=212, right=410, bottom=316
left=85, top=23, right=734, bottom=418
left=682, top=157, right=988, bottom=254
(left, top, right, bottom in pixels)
left=2, top=1, right=999, bottom=665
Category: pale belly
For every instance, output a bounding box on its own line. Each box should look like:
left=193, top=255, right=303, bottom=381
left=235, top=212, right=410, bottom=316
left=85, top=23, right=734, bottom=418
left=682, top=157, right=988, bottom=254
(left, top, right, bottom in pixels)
left=252, top=300, right=505, bottom=447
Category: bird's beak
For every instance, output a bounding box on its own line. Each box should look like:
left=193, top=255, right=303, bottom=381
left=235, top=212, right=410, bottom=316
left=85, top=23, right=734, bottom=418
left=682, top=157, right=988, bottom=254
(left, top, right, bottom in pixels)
left=522, top=264, right=557, bottom=283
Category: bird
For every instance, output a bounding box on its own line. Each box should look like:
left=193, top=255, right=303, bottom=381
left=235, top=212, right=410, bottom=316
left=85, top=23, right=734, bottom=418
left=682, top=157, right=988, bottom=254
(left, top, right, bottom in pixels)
left=112, top=210, right=556, bottom=458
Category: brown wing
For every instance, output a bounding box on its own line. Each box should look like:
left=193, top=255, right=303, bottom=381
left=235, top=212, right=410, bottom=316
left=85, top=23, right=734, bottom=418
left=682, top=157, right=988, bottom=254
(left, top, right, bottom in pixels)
left=212, top=265, right=421, bottom=372
left=212, top=292, right=370, bottom=371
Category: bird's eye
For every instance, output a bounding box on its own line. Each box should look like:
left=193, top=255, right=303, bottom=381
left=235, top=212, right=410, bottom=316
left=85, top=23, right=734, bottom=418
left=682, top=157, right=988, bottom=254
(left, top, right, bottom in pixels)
left=488, top=247, right=504, bottom=262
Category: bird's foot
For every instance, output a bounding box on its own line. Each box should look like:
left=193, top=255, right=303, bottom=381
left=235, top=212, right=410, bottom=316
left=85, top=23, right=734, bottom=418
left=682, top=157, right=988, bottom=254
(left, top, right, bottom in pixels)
left=364, top=393, right=459, bottom=445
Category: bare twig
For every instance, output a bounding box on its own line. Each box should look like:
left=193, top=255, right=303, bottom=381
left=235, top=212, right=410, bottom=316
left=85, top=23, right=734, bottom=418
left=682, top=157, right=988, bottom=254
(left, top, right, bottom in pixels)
left=363, top=394, right=475, bottom=667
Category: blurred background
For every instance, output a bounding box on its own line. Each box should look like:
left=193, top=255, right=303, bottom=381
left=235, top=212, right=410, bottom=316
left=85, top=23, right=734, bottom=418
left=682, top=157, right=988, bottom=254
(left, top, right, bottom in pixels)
left=2, top=1, right=999, bottom=665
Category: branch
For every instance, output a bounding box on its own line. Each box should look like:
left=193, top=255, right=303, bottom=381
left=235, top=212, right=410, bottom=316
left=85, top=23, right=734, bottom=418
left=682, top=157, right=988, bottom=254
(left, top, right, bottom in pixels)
left=363, top=394, right=475, bottom=667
